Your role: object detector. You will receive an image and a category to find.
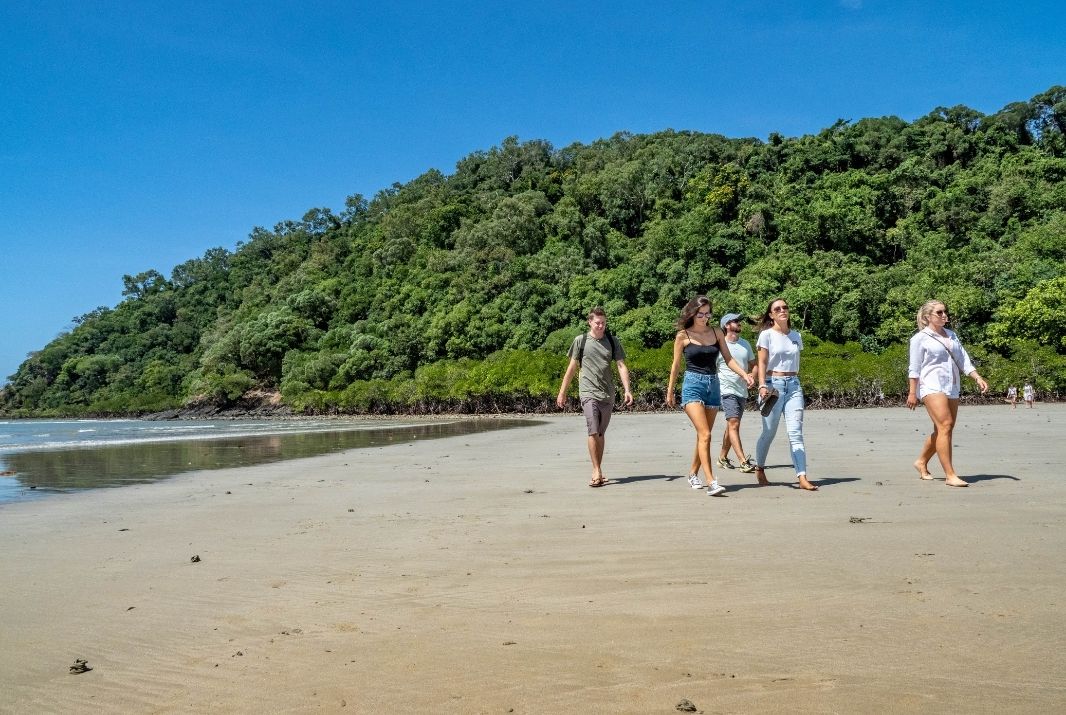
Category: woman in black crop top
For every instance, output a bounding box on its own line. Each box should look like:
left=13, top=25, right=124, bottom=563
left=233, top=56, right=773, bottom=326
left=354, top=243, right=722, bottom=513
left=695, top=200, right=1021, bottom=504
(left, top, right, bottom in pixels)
left=666, top=295, right=754, bottom=495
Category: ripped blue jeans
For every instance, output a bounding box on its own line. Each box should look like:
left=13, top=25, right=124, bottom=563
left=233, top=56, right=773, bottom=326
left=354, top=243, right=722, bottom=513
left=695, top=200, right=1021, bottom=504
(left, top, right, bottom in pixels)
left=755, top=376, right=807, bottom=476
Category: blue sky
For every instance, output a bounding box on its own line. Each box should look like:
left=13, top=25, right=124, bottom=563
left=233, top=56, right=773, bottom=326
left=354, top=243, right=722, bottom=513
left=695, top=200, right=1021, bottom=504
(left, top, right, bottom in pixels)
left=2, top=1, right=1063, bottom=384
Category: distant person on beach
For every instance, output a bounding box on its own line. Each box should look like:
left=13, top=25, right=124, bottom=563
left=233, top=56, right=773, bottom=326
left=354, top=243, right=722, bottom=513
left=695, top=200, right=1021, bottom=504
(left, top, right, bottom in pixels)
left=715, top=312, right=762, bottom=481
left=752, top=298, right=817, bottom=491
left=907, top=300, right=989, bottom=487
left=556, top=307, right=634, bottom=487
left=666, top=296, right=754, bottom=496
left=1023, top=382, right=1034, bottom=408
left=1006, top=385, right=1018, bottom=409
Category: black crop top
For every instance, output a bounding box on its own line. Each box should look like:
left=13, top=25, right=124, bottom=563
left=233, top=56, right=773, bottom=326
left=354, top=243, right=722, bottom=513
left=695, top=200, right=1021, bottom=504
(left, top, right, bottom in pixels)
left=683, top=338, right=720, bottom=375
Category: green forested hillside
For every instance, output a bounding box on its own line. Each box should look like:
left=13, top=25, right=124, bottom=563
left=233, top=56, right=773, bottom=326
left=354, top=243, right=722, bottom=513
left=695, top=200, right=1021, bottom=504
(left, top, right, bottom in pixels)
left=3, top=87, right=1065, bottom=416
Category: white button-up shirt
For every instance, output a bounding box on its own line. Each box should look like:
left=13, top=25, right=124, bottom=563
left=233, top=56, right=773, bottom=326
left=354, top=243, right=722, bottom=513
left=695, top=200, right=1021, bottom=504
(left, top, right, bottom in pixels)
left=908, top=328, right=976, bottom=399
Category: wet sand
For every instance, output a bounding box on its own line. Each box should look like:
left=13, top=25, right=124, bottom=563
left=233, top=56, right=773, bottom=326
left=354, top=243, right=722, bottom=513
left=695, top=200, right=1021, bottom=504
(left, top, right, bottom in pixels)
left=1, top=405, right=1063, bottom=713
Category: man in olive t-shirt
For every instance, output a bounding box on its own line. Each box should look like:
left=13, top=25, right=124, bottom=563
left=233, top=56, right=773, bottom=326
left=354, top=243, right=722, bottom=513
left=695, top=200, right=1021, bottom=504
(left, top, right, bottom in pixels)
left=556, top=307, right=633, bottom=487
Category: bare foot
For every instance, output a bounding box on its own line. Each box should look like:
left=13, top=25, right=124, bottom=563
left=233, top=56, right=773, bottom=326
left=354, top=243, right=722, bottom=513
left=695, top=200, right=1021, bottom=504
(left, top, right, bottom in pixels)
left=755, top=468, right=770, bottom=486
left=944, top=476, right=969, bottom=487
left=913, top=461, right=934, bottom=480
left=797, top=476, right=819, bottom=491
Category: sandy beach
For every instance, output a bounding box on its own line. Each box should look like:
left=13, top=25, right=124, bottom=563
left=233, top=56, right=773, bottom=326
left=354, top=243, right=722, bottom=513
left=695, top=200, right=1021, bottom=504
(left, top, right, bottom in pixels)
left=1, top=405, right=1063, bottom=713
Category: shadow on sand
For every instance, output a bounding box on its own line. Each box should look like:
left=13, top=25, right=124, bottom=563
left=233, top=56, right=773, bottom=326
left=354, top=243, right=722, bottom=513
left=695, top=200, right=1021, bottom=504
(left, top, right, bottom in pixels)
left=723, top=475, right=862, bottom=492
left=963, top=473, right=1021, bottom=483
left=606, top=474, right=681, bottom=486
left=604, top=470, right=862, bottom=491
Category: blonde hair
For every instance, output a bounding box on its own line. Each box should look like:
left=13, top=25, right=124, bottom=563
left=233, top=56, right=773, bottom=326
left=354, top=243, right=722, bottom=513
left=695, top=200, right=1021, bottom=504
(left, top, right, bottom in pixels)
left=916, top=300, right=945, bottom=331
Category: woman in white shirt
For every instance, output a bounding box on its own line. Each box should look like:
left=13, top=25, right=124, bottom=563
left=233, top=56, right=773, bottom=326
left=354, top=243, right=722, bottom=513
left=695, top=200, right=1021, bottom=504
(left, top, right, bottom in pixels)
left=906, top=300, right=989, bottom=487
left=754, top=298, right=817, bottom=491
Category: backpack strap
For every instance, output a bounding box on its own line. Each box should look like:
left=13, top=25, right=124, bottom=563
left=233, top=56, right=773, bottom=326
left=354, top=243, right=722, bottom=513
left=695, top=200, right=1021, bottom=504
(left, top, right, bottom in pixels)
left=577, top=330, right=620, bottom=366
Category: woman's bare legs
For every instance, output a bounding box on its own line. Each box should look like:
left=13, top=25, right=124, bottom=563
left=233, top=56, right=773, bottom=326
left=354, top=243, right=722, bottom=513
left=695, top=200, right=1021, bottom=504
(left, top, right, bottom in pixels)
left=913, top=430, right=935, bottom=479
left=921, top=393, right=967, bottom=486
left=684, top=403, right=719, bottom=485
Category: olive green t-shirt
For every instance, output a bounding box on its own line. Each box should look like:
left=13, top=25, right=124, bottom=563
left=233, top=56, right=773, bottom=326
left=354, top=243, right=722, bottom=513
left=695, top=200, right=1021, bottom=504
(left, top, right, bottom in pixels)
left=567, top=333, right=625, bottom=401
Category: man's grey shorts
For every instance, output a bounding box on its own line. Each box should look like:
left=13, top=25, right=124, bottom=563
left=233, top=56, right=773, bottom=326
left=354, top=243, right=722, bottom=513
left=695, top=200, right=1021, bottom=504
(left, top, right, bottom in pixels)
left=721, top=394, right=746, bottom=420
left=581, top=396, right=615, bottom=435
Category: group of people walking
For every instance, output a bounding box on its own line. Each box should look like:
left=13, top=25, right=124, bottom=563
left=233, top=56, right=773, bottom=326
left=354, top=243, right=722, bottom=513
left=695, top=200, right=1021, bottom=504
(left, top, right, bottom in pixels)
left=557, top=296, right=992, bottom=494
left=1005, top=382, right=1035, bottom=409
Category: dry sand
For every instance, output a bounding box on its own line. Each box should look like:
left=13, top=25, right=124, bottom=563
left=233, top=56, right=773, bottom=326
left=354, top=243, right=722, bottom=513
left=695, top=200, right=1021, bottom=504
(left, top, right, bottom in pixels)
left=1, top=405, right=1064, bottom=713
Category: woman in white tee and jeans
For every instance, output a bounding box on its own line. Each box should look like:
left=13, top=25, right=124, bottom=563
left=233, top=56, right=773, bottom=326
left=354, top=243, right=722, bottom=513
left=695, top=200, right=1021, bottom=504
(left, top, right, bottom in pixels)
left=906, top=300, right=989, bottom=487
left=754, top=298, right=817, bottom=491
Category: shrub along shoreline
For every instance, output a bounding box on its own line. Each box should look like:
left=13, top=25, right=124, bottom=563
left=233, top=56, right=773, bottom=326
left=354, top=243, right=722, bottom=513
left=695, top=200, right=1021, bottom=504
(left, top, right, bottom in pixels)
left=3, top=337, right=1056, bottom=419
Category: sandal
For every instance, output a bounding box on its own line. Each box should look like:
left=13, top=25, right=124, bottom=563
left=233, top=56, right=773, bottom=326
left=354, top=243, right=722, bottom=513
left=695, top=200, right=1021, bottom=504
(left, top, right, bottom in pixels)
left=588, top=477, right=606, bottom=487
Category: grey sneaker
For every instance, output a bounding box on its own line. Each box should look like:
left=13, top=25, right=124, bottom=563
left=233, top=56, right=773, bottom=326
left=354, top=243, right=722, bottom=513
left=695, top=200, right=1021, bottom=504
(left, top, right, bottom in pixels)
left=739, top=461, right=757, bottom=474
left=715, top=456, right=735, bottom=469
left=707, top=480, right=727, bottom=496
left=687, top=473, right=705, bottom=489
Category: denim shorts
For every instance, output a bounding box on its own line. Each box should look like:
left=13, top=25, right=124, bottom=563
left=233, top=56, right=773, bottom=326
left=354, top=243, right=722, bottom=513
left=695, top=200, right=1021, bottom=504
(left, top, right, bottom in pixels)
left=680, top=371, right=721, bottom=408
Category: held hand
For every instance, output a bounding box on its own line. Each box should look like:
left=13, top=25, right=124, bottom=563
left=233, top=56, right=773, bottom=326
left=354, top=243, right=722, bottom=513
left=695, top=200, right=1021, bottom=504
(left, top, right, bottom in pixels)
left=743, top=373, right=755, bottom=388
left=906, top=393, right=918, bottom=410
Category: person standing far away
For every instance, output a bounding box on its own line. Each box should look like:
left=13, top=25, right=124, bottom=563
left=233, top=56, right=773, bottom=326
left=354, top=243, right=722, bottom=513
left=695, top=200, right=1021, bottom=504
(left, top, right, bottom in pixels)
left=715, top=313, right=766, bottom=484
left=556, top=307, right=634, bottom=487
left=906, top=300, right=989, bottom=487
left=665, top=296, right=755, bottom=496
left=1023, top=382, right=1035, bottom=408
left=753, top=298, right=818, bottom=491
left=1006, top=384, right=1018, bottom=410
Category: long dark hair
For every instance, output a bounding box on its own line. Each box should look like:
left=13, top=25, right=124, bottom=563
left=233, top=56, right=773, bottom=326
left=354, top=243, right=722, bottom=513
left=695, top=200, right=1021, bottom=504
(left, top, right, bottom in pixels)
left=756, top=297, right=790, bottom=331
left=676, top=295, right=712, bottom=330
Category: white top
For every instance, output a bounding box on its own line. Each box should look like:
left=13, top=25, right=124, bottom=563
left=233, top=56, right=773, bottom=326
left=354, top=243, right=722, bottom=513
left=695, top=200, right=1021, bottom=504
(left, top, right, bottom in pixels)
left=1023, top=384, right=1034, bottom=400
left=757, top=328, right=802, bottom=374
left=908, top=328, right=976, bottom=399
left=717, top=337, right=754, bottom=398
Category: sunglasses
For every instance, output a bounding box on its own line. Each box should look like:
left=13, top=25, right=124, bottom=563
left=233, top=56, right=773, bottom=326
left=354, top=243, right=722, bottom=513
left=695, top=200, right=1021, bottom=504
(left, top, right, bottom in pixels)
left=771, top=305, right=789, bottom=313
left=695, top=311, right=711, bottom=318
left=933, top=309, right=949, bottom=316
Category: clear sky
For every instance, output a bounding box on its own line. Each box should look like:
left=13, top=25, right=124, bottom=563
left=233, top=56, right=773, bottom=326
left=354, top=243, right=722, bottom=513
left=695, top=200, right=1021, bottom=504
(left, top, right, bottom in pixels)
left=2, top=1, right=1063, bottom=384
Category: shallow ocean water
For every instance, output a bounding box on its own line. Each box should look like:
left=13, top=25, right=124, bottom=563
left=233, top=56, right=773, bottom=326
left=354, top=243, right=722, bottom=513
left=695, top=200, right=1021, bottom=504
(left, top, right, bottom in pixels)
left=0, top=417, right=535, bottom=504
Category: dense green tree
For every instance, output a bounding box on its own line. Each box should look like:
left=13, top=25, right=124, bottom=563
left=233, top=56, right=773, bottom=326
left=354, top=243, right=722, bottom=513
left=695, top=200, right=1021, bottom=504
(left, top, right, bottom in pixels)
left=4, top=86, right=1065, bottom=416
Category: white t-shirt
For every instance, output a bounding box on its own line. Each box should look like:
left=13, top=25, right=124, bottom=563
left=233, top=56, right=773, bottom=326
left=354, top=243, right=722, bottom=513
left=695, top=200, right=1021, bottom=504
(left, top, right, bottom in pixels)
left=716, top=336, right=754, bottom=398
left=757, top=329, right=803, bottom=374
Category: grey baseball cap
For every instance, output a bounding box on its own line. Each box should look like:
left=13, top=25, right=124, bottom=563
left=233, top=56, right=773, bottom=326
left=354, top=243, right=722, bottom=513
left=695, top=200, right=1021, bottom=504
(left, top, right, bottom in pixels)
left=720, top=312, right=742, bottom=328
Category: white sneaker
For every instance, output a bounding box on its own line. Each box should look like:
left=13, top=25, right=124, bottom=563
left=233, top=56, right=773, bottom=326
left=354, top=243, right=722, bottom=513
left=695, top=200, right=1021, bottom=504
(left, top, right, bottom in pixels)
left=706, top=480, right=726, bottom=496
left=687, top=473, right=705, bottom=489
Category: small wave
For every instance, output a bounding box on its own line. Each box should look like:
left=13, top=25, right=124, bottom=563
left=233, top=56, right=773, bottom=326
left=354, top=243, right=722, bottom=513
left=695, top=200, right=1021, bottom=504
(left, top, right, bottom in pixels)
left=77, top=429, right=97, bottom=433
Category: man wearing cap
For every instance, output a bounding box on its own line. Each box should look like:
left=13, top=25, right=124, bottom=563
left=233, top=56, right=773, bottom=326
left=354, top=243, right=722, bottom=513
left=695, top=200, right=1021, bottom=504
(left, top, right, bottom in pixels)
left=715, top=313, right=764, bottom=482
